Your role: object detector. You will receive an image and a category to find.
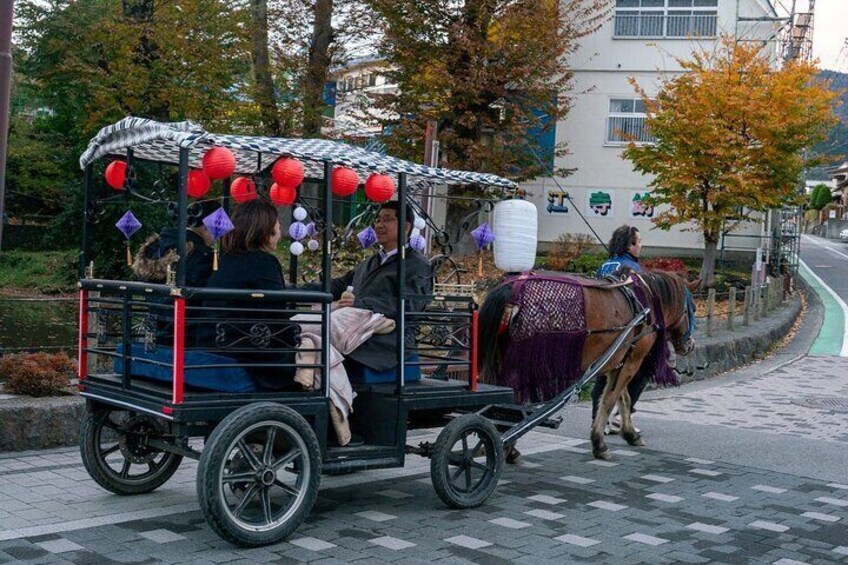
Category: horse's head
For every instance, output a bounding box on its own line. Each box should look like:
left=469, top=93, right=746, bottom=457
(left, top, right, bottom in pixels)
left=664, top=275, right=698, bottom=356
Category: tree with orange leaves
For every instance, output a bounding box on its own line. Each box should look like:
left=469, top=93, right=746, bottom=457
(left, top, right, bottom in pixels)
left=623, top=37, right=839, bottom=287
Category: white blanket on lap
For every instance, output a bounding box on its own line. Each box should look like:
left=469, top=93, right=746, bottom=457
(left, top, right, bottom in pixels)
left=291, top=307, right=393, bottom=446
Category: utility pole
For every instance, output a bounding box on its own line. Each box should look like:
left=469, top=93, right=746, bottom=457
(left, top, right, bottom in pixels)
left=0, top=0, right=14, bottom=259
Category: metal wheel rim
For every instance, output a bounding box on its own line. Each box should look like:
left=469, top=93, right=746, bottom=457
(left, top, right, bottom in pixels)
left=217, top=420, right=311, bottom=533
left=93, top=411, right=177, bottom=485
left=446, top=429, right=496, bottom=495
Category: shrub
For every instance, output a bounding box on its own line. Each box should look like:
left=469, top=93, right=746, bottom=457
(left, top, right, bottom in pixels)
left=0, top=352, right=75, bottom=397
left=642, top=257, right=687, bottom=274
left=546, top=233, right=597, bottom=271
left=569, top=252, right=608, bottom=274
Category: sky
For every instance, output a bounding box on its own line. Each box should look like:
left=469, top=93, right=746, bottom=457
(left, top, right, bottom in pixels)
left=807, top=0, right=848, bottom=72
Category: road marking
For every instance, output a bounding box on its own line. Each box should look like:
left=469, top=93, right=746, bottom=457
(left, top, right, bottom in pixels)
left=798, top=258, right=848, bottom=357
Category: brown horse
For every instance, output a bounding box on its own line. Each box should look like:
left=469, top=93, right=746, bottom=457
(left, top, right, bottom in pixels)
left=478, top=270, right=697, bottom=460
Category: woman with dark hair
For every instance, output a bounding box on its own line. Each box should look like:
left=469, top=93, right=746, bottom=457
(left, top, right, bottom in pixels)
left=592, top=224, right=649, bottom=434
left=596, top=224, right=642, bottom=278
left=199, top=199, right=297, bottom=390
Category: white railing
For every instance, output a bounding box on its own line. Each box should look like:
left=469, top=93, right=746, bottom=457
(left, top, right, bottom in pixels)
left=613, top=13, right=718, bottom=38
left=606, top=116, right=655, bottom=144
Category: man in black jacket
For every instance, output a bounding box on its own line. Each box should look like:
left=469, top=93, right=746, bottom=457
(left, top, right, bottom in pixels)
left=331, top=201, right=432, bottom=373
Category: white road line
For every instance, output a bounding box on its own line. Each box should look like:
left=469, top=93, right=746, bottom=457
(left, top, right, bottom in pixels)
left=798, top=258, right=848, bottom=357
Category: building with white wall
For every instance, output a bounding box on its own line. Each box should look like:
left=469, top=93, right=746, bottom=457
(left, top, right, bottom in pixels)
left=522, top=0, right=782, bottom=255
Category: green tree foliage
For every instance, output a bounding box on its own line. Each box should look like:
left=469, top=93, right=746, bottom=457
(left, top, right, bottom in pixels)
left=364, top=0, right=612, bottom=180
left=623, top=38, right=839, bottom=287
left=809, top=183, right=832, bottom=210
left=16, top=0, right=253, bottom=139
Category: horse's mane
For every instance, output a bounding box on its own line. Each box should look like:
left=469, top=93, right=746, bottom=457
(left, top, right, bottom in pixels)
left=641, top=270, right=686, bottom=324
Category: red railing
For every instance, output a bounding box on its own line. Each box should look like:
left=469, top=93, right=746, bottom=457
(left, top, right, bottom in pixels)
left=171, top=297, right=186, bottom=405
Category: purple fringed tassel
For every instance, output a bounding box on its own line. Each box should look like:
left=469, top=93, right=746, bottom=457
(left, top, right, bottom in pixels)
left=632, top=275, right=680, bottom=388
left=500, top=331, right=588, bottom=404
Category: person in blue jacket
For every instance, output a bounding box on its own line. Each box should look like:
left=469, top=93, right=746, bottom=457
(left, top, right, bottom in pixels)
left=592, top=225, right=650, bottom=434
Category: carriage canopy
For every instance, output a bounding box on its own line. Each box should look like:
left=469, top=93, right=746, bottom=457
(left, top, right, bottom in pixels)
left=79, top=117, right=517, bottom=189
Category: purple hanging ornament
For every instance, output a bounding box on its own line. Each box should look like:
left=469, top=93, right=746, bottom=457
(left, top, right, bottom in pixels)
left=305, top=222, right=316, bottom=238
left=202, top=207, right=235, bottom=271
left=289, top=221, right=308, bottom=241
left=116, top=211, right=142, bottom=266
left=471, top=222, right=496, bottom=249
left=357, top=226, right=378, bottom=248
left=202, top=207, right=235, bottom=241
left=410, top=234, right=426, bottom=252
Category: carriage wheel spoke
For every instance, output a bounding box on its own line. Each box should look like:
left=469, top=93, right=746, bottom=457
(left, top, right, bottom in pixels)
left=263, top=428, right=277, bottom=466
left=470, top=440, right=484, bottom=459
left=272, top=448, right=302, bottom=472
left=260, top=486, right=273, bottom=524
left=119, top=460, right=131, bottom=479
left=463, top=466, right=472, bottom=490
left=100, top=443, right=120, bottom=457
left=461, top=436, right=469, bottom=459
left=233, top=483, right=259, bottom=519
left=450, top=464, right=466, bottom=483
left=148, top=460, right=160, bottom=474
left=222, top=471, right=255, bottom=484
left=237, top=440, right=262, bottom=471
left=273, top=479, right=300, bottom=497
left=448, top=453, right=466, bottom=466
left=468, top=460, right=488, bottom=472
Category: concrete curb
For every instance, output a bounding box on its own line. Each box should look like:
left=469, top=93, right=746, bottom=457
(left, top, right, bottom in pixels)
left=0, top=296, right=803, bottom=452
left=674, top=296, right=803, bottom=383
left=0, top=395, right=86, bottom=452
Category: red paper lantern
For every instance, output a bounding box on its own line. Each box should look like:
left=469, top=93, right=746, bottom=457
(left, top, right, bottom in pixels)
left=272, top=157, right=305, bottom=188
left=202, top=146, right=236, bottom=180
left=364, top=173, right=395, bottom=203
left=331, top=166, right=360, bottom=197
left=230, top=177, right=257, bottom=203
left=105, top=160, right=127, bottom=190
left=269, top=182, right=297, bottom=206
left=187, top=169, right=211, bottom=198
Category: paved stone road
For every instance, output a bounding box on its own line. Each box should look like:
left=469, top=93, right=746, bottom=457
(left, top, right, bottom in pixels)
left=1, top=249, right=847, bottom=564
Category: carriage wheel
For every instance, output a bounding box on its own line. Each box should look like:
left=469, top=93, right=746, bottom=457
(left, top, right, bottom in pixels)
left=196, top=403, right=321, bottom=547
left=431, top=414, right=504, bottom=509
left=80, top=408, right=183, bottom=496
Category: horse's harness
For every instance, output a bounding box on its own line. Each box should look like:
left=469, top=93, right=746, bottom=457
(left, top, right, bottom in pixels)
left=499, top=271, right=690, bottom=373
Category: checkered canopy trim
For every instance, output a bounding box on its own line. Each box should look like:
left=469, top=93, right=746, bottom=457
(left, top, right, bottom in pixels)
left=80, top=116, right=516, bottom=188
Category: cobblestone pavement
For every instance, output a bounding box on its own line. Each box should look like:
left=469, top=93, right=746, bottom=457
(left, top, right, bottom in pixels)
left=1, top=421, right=847, bottom=564
left=636, top=355, right=848, bottom=443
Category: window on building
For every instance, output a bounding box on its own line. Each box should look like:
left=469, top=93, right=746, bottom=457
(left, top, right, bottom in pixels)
left=368, top=74, right=378, bottom=87
left=606, top=98, right=656, bottom=144
left=614, top=0, right=717, bottom=38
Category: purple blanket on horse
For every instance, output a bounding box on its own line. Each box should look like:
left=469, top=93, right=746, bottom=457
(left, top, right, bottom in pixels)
left=501, top=274, right=589, bottom=403
left=500, top=272, right=678, bottom=404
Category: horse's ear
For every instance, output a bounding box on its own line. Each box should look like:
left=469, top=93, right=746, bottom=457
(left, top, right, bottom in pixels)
left=687, top=278, right=702, bottom=292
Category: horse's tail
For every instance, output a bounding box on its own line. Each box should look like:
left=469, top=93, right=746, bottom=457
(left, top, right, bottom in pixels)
left=478, top=281, right=513, bottom=384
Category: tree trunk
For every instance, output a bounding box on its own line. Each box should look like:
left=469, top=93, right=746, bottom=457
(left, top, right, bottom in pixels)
left=700, top=233, right=719, bottom=288
left=302, top=0, right=333, bottom=137
left=251, top=0, right=282, bottom=136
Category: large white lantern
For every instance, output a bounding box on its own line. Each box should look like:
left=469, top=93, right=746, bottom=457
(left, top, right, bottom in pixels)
left=493, top=199, right=537, bottom=272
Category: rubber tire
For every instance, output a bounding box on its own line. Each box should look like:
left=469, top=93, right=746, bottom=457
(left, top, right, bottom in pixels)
left=196, top=403, right=322, bottom=547
left=431, top=414, right=504, bottom=509
left=80, top=408, right=183, bottom=496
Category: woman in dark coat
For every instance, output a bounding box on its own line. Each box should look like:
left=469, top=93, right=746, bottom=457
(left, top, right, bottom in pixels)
left=199, top=200, right=298, bottom=390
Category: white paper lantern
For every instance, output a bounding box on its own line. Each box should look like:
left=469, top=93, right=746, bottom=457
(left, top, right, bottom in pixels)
left=293, top=206, right=308, bottom=221
left=410, top=228, right=420, bottom=238
left=290, top=241, right=304, bottom=256
left=413, top=216, right=426, bottom=230
left=307, top=239, right=320, bottom=252
left=493, top=199, right=537, bottom=272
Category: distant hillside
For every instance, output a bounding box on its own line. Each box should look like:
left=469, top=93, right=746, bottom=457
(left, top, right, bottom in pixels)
left=809, top=70, right=848, bottom=179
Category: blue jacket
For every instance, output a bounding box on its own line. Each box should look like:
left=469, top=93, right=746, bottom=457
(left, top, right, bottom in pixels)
left=596, top=253, right=642, bottom=278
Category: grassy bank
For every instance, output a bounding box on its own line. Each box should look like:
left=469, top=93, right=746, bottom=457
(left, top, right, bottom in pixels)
left=0, top=250, right=78, bottom=295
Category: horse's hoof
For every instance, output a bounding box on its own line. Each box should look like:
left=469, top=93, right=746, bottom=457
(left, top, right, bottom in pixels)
left=506, top=446, right=522, bottom=465
left=592, top=447, right=611, bottom=461
left=623, top=432, right=645, bottom=447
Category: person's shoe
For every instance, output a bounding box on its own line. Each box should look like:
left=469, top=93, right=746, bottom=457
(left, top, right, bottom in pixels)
left=612, top=414, right=640, bottom=434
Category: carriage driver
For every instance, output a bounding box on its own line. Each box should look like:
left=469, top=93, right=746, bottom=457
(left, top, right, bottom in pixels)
left=592, top=224, right=651, bottom=436
left=329, top=201, right=432, bottom=375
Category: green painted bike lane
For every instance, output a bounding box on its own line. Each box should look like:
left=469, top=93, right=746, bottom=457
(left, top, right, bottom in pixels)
left=799, top=259, right=846, bottom=356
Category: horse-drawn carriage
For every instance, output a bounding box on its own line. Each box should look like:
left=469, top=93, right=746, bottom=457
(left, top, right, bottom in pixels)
left=76, top=117, right=694, bottom=547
